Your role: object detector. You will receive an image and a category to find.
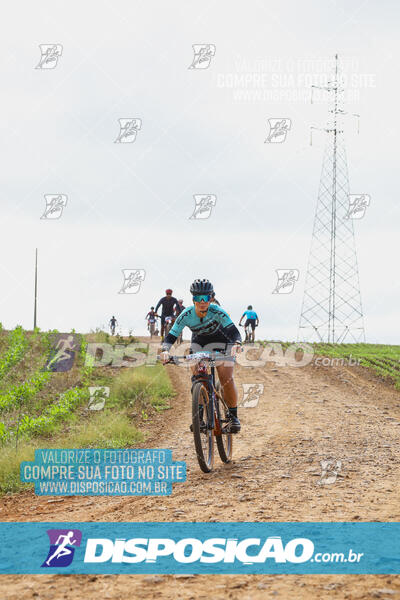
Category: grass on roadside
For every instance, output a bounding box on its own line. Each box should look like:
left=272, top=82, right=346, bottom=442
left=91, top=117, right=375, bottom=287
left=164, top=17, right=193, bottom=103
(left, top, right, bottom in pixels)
left=0, top=361, right=174, bottom=495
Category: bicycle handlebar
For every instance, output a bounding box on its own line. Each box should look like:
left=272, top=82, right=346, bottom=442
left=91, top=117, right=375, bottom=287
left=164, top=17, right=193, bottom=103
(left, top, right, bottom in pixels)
left=160, top=352, right=236, bottom=365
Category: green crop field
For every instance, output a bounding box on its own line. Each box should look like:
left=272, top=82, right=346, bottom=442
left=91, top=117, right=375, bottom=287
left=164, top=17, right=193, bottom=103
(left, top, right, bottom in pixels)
left=259, top=339, right=400, bottom=389
left=311, top=343, right=400, bottom=388
left=0, top=326, right=174, bottom=494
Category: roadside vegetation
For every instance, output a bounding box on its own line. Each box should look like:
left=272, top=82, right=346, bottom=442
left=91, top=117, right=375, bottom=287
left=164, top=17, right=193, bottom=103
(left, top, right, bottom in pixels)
left=0, top=327, right=173, bottom=494
left=258, top=339, right=400, bottom=389
left=312, top=342, right=400, bottom=388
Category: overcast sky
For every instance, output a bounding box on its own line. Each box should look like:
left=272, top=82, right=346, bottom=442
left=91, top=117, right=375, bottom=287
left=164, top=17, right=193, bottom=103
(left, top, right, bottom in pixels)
left=0, top=0, right=398, bottom=342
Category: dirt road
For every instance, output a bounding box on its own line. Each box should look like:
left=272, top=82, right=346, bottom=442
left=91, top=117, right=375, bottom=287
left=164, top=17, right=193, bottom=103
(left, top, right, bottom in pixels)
left=2, top=345, right=400, bottom=599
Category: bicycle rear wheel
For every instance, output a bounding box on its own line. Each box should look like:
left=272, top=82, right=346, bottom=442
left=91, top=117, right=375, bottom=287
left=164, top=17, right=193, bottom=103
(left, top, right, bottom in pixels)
left=215, top=382, right=232, bottom=463
left=192, top=382, right=214, bottom=473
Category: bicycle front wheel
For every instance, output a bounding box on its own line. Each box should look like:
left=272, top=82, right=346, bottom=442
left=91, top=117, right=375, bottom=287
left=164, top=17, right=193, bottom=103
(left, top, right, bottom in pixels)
left=215, top=382, right=232, bottom=463
left=192, top=382, right=214, bottom=473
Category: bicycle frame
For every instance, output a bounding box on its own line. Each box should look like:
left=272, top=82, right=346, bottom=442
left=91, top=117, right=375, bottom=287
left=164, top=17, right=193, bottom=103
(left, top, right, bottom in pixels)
left=168, top=352, right=233, bottom=432
left=163, top=351, right=234, bottom=471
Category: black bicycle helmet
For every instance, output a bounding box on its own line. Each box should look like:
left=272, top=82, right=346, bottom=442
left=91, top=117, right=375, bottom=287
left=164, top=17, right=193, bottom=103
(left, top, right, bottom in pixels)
left=190, top=278, right=214, bottom=295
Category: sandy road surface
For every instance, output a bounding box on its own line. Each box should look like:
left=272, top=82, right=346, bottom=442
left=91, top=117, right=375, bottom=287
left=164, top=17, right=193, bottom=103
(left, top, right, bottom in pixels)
left=2, top=342, right=400, bottom=599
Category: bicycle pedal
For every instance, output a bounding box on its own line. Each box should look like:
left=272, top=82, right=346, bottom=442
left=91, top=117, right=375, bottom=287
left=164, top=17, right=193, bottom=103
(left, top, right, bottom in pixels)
left=190, top=422, right=207, bottom=433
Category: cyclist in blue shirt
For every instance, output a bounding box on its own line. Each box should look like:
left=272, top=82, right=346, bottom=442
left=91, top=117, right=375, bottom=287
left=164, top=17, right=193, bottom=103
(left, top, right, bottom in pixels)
left=239, top=305, right=259, bottom=343
left=161, top=279, right=242, bottom=433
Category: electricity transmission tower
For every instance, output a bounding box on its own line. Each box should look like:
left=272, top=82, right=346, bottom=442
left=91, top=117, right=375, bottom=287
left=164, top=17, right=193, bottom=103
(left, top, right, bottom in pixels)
left=298, top=54, right=366, bottom=344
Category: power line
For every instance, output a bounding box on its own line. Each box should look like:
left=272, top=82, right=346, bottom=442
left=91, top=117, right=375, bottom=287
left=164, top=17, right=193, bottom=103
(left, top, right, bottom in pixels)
left=298, top=54, right=366, bottom=344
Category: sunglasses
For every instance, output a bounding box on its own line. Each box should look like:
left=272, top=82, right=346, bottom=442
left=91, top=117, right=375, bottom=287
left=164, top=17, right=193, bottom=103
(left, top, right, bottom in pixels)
left=193, top=294, right=211, bottom=303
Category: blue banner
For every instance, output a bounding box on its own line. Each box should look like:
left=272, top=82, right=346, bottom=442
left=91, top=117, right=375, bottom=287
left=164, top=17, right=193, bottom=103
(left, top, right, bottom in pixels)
left=0, top=522, right=400, bottom=574
left=20, top=449, right=186, bottom=496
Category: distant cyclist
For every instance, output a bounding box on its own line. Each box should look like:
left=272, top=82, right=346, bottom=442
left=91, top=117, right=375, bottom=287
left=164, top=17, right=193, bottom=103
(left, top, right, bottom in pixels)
left=239, top=305, right=259, bottom=343
left=174, top=299, right=185, bottom=316
left=161, top=279, right=242, bottom=433
left=146, top=306, right=158, bottom=322
left=145, top=307, right=159, bottom=336
left=109, top=316, right=117, bottom=336
left=155, top=289, right=179, bottom=340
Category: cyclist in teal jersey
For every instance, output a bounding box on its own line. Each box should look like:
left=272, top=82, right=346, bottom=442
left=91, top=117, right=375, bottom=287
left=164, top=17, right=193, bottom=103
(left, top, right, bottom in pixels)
left=161, top=279, right=242, bottom=433
left=239, top=305, right=259, bottom=343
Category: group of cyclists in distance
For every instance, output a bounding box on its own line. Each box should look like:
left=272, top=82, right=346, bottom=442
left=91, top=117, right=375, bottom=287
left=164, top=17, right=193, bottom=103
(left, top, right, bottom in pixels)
left=108, top=279, right=260, bottom=434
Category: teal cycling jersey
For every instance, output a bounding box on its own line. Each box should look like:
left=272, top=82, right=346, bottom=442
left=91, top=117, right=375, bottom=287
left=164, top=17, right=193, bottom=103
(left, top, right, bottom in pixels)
left=163, top=304, right=241, bottom=349
left=243, top=310, right=258, bottom=320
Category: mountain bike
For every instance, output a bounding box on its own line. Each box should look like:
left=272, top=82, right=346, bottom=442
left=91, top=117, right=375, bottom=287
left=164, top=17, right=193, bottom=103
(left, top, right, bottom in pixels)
left=164, top=351, right=233, bottom=473
left=240, top=323, right=252, bottom=343
left=147, top=315, right=160, bottom=338
left=163, top=316, right=175, bottom=340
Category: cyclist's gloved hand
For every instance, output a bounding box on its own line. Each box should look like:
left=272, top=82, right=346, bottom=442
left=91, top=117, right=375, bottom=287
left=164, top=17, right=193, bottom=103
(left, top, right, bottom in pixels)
left=160, top=350, right=170, bottom=364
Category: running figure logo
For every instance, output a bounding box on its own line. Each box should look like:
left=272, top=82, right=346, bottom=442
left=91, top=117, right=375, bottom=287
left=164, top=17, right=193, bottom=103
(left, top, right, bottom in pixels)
left=272, top=269, right=299, bottom=294
left=317, top=459, right=342, bottom=486
left=114, top=118, right=142, bottom=143
left=189, top=195, right=217, bottom=220
left=35, top=44, right=63, bottom=69
left=119, top=269, right=146, bottom=294
left=44, top=334, right=79, bottom=372
left=41, top=529, right=82, bottom=568
left=344, top=194, right=370, bottom=219
left=41, top=194, right=67, bottom=220
left=240, top=383, right=264, bottom=408
left=88, top=386, right=109, bottom=411
left=188, top=44, right=216, bottom=69
left=264, top=118, right=291, bottom=143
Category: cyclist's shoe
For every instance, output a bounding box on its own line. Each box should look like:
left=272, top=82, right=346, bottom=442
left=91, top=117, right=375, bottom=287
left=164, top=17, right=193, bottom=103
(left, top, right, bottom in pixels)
left=225, top=414, right=241, bottom=434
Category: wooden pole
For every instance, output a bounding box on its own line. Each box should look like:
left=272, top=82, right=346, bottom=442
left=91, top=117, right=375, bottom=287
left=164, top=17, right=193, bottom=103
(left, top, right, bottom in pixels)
left=33, top=248, right=38, bottom=329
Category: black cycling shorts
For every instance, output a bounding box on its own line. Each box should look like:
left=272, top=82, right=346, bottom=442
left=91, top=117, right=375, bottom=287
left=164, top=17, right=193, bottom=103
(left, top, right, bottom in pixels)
left=190, top=333, right=236, bottom=355
left=245, top=319, right=257, bottom=330
left=161, top=314, right=174, bottom=325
